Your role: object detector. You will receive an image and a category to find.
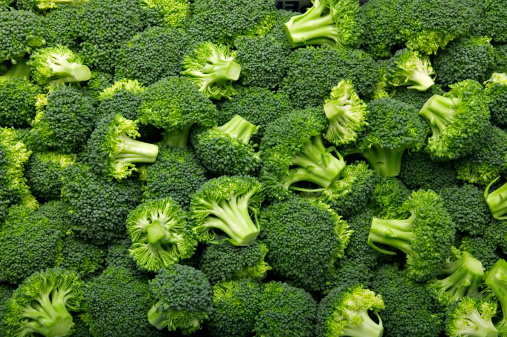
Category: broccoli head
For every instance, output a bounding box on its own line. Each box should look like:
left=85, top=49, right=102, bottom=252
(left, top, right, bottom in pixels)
left=370, top=176, right=412, bottom=219
left=398, top=151, right=457, bottom=191
left=59, top=232, right=106, bottom=280
left=0, top=10, right=45, bottom=62
left=138, top=0, right=190, bottom=28
left=460, top=235, right=501, bottom=271
left=391, top=84, right=445, bottom=110
left=446, top=297, right=499, bottom=337
left=483, top=0, right=507, bottom=43
left=385, top=48, right=435, bottom=91
left=485, top=73, right=507, bottom=127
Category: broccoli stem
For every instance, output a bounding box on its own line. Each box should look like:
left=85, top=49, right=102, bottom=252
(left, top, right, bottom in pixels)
left=485, top=178, right=507, bottom=220
left=324, top=101, right=361, bottom=143
left=368, top=215, right=417, bottom=257
left=419, top=95, right=456, bottom=139
left=485, top=259, right=507, bottom=332
left=215, top=115, right=258, bottom=144
left=359, top=145, right=406, bottom=177
left=197, top=57, right=241, bottom=86
left=147, top=301, right=166, bottom=330
left=459, top=310, right=499, bottom=337
left=49, top=56, right=91, bottom=83
left=115, top=134, right=158, bottom=163
left=1, top=59, right=30, bottom=80
left=407, top=66, right=435, bottom=91
left=342, top=309, right=384, bottom=337
left=163, top=124, right=193, bottom=148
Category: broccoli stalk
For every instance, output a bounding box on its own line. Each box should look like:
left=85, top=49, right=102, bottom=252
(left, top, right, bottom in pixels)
left=446, top=297, right=499, bottom=337
left=1, top=59, right=30, bottom=80
left=484, top=259, right=507, bottom=334
left=419, top=95, right=458, bottom=141
left=367, top=214, right=417, bottom=256
left=485, top=177, right=507, bottom=220
left=214, top=115, right=258, bottom=144
left=163, top=125, right=193, bottom=148
left=357, top=146, right=407, bottom=178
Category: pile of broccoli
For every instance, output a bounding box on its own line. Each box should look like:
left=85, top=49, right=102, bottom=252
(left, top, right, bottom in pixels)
left=2, top=0, right=507, bottom=336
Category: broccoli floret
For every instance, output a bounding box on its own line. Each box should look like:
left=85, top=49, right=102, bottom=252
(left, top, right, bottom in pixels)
left=322, top=80, right=368, bottom=146
left=138, top=0, right=190, bottom=28
left=1, top=268, right=83, bottom=337
left=72, top=315, right=92, bottom=337
left=96, top=79, right=144, bottom=121
left=350, top=98, right=430, bottom=177
left=370, top=176, right=412, bottom=219
left=368, top=189, right=455, bottom=281
left=40, top=5, right=80, bottom=50
left=190, top=175, right=264, bottom=246
left=28, top=45, right=91, bottom=86
left=138, top=76, right=217, bottom=147
left=59, top=232, right=106, bottom=280
left=280, top=46, right=379, bottom=109
left=0, top=10, right=45, bottom=62
left=385, top=48, right=435, bottom=91
left=484, top=259, right=507, bottom=335
left=126, top=198, right=197, bottom=272
left=398, top=152, right=457, bottom=191
left=31, top=200, right=70, bottom=232
left=115, top=27, right=194, bottom=86
left=460, top=236, right=501, bottom=271
left=0, top=284, right=15, bottom=336
left=199, top=237, right=270, bottom=284
left=83, top=70, right=114, bottom=102
left=0, top=60, right=41, bottom=128
left=192, top=115, right=260, bottom=176
left=259, top=197, right=351, bottom=292
left=446, top=297, right=499, bottom=337
left=25, top=152, right=76, bottom=201
left=433, top=37, right=496, bottom=89
left=105, top=238, right=147, bottom=278
left=483, top=0, right=507, bottom=43
left=208, top=280, right=263, bottom=337
left=82, top=266, right=164, bottom=337
left=495, top=46, right=507, bottom=74
left=316, top=284, right=384, bottom=337
left=484, top=177, right=507, bottom=220
left=391, top=85, right=445, bottom=110
left=419, top=80, right=490, bottom=161
left=29, top=86, right=96, bottom=154
left=17, top=0, right=88, bottom=12
left=485, top=73, right=507, bottom=127
left=61, top=163, right=142, bottom=244
left=253, top=281, right=316, bottom=337
left=182, top=42, right=241, bottom=100
left=148, top=264, right=213, bottom=334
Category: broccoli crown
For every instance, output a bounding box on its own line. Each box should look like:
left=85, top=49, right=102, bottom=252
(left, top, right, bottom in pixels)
left=138, top=0, right=190, bottom=28
left=96, top=79, right=144, bottom=121
left=17, top=0, right=89, bottom=12
left=485, top=73, right=507, bottom=127
left=354, top=98, right=430, bottom=177
left=82, top=266, right=163, bottom=337
left=370, top=176, right=412, bottom=219
left=235, top=35, right=292, bottom=89
left=0, top=60, right=42, bottom=128
left=115, top=27, right=195, bottom=86
left=72, top=315, right=92, bottom=337
left=259, top=197, right=351, bottom=292
left=446, top=297, right=499, bottom=337
left=484, top=259, right=507, bottom=334
left=25, top=151, right=77, bottom=201
left=148, top=264, right=214, bottom=334
left=126, top=198, right=197, bottom=272
left=182, top=42, right=241, bottom=100
left=0, top=10, right=45, bottom=62
left=391, top=85, right=445, bottom=110
left=208, top=279, right=263, bottom=337
left=187, top=0, right=276, bottom=44
left=75, top=0, right=146, bottom=73
left=144, top=144, right=207, bottom=210
left=253, top=281, right=316, bottom=337
left=59, top=232, right=106, bottom=280
left=398, top=152, right=457, bottom=191
left=217, top=86, right=292, bottom=143
left=385, top=48, right=435, bottom=91
left=316, top=284, right=385, bottom=337
left=31, top=200, right=70, bottom=232
left=280, top=47, right=379, bottom=109
left=2, top=268, right=83, bottom=337
left=484, top=0, right=507, bottom=43
left=419, top=80, right=490, bottom=161
left=319, top=161, right=377, bottom=218
left=438, top=184, right=491, bottom=236
left=371, top=265, right=446, bottom=337
left=190, top=175, right=264, bottom=246
left=433, top=36, right=497, bottom=89
left=368, top=189, right=455, bottom=281
left=61, top=163, right=142, bottom=244
left=105, top=238, right=148, bottom=278
left=138, top=76, right=217, bottom=147
left=485, top=219, right=507, bottom=256
left=192, top=115, right=260, bottom=176
left=323, top=79, right=369, bottom=146
left=459, top=235, right=500, bottom=271
left=28, top=45, right=91, bottom=85
left=83, top=71, right=114, bottom=102
left=495, top=46, right=507, bottom=74
left=397, top=0, right=483, bottom=54
left=199, top=237, right=270, bottom=284
left=29, top=85, right=96, bottom=154
left=41, top=5, right=80, bottom=50
left=358, top=0, right=401, bottom=59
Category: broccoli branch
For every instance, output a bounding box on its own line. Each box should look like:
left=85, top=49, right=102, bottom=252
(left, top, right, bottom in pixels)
left=215, top=115, right=259, bottom=144
left=484, top=259, right=507, bottom=333
left=358, top=145, right=407, bottom=177
left=163, top=124, right=193, bottom=148
left=419, top=95, right=458, bottom=140
left=485, top=177, right=507, bottom=220
left=367, top=215, right=417, bottom=257
left=114, top=134, right=158, bottom=164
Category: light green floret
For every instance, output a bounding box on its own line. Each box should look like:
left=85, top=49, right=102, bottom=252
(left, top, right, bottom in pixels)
left=99, top=79, right=145, bottom=101
left=140, top=0, right=190, bottom=27
left=28, top=45, right=91, bottom=86
left=323, top=80, right=368, bottom=146
left=182, top=42, right=241, bottom=100
left=1, top=268, right=83, bottom=337
left=485, top=259, right=507, bottom=335
left=18, top=0, right=88, bottom=11
left=485, top=177, right=507, bottom=220
left=446, top=297, right=499, bottom=337
left=126, top=198, right=197, bottom=272
left=385, top=49, right=435, bottom=92
left=190, top=175, right=264, bottom=246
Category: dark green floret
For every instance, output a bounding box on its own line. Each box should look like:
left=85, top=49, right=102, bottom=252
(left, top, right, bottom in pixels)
left=0, top=10, right=45, bottom=62
left=96, top=79, right=145, bottom=121
left=459, top=235, right=500, bottom=271
left=59, top=232, right=106, bottom=280
left=398, top=151, right=457, bottom=191
left=391, top=85, right=445, bottom=110
left=484, top=259, right=507, bottom=335
left=40, top=5, right=80, bottom=50
left=445, top=297, right=499, bottom=337
left=138, top=0, right=190, bottom=28
left=370, top=176, right=411, bottom=219
left=485, top=73, right=507, bottom=127
left=483, top=0, right=507, bottom=43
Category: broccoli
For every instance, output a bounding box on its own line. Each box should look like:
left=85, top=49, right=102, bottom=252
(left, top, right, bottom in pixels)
left=322, top=80, right=368, bottom=146
left=1, top=268, right=83, bottom=337
left=391, top=85, right=445, bottom=110
left=350, top=98, right=430, bottom=177
left=59, top=232, right=106, bottom=280
left=385, top=48, right=435, bottom=91
left=148, top=264, right=214, bottom=334
left=40, top=5, right=80, bottom=50
left=126, top=198, right=197, bottom=272
left=0, top=10, right=45, bottom=62
left=208, top=280, right=263, bottom=337
left=283, top=0, right=362, bottom=49
left=28, top=45, right=91, bottom=86
left=485, top=73, right=507, bottom=127
left=259, top=196, right=351, bottom=292
left=446, top=297, right=499, bottom=337
left=199, top=237, right=270, bottom=284
left=419, top=80, right=490, bottom=161
left=368, top=189, right=455, bottom=281
left=190, top=175, right=264, bottom=246
left=484, top=178, right=507, bottom=220
left=192, top=115, right=260, bottom=176
left=483, top=0, right=507, bottom=43
left=138, top=0, right=190, bottom=28
left=143, top=144, right=207, bottom=211
left=182, top=42, right=241, bottom=100
left=17, top=0, right=88, bottom=12
left=83, top=70, right=114, bottom=102
left=31, top=200, right=70, bottom=232
left=0, top=284, right=15, bottom=337
left=316, top=284, right=385, bottom=337
left=138, top=76, right=217, bottom=147
left=433, top=37, right=497, bottom=89
left=460, top=236, right=501, bottom=271
left=398, top=151, right=457, bottom=191
left=105, top=238, right=148, bottom=278
left=484, top=259, right=507, bottom=335
left=370, top=176, right=412, bottom=219
left=0, top=59, right=41, bottom=128
left=253, top=281, right=316, bottom=337
left=96, top=79, right=144, bottom=122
